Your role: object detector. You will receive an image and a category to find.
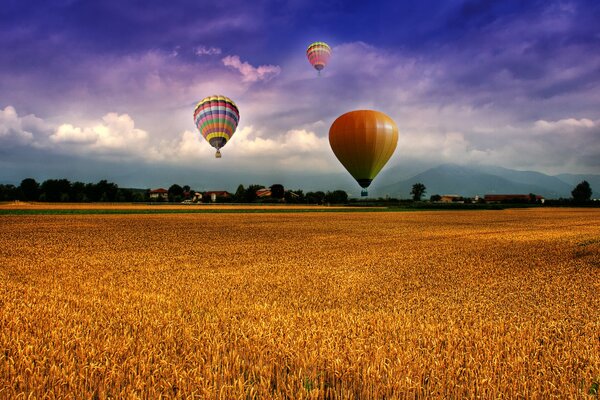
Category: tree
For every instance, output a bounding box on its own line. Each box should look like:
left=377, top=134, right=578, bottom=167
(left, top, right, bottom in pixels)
left=411, top=183, right=426, bottom=201
left=324, top=190, right=348, bottom=204
left=571, top=180, right=592, bottom=202
left=96, top=180, right=119, bottom=202
left=19, top=178, right=39, bottom=201
left=0, top=184, right=18, bottom=201
left=305, top=191, right=325, bottom=204
left=244, top=185, right=264, bottom=203
left=430, top=194, right=441, bottom=202
left=41, top=179, right=72, bottom=202
left=70, top=181, right=87, bottom=202
left=270, top=184, right=285, bottom=199
left=234, top=184, right=246, bottom=202
left=168, top=184, right=184, bottom=202
left=285, top=190, right=304, bottom=203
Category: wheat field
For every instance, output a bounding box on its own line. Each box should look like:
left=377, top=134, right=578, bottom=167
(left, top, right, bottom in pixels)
left=1, top=208, right=599, bottom=398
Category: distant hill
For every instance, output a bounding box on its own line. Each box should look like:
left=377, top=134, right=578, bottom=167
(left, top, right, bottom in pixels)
left=554, top=173, right=600, bottom=198
left=375, top=164, right=599, bottom=199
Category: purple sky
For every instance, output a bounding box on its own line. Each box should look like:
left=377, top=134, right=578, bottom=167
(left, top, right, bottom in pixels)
left=1, top=0, right=599, bottom=190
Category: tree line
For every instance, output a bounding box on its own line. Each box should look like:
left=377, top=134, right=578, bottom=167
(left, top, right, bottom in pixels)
left=0, top=178, right=145, bottom=202
left=0, top=178, right=350, bottom=204
left=0, top=178, right=593, bottom=204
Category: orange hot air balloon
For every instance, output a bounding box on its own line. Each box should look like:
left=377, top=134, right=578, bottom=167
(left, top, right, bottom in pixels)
left=329, top=110, right=398, bottom=196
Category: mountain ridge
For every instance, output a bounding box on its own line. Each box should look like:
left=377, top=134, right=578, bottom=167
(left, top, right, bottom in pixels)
left=374, top=163, right=599, bottom=199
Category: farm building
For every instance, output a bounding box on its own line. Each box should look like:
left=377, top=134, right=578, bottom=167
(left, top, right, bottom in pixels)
left=205, top=191, right=231, bottom=202
left=256, top=184, right=285, bottom=200
left=439, top=195, right=462, bottom=203
left=149, top=188, right=168, bottom=200
left=256, top=188, right=272, bottom=198
left=484, top=194, right=544, bottom=203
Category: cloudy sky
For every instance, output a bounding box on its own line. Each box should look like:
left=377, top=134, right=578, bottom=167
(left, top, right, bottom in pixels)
left=1, top=0, right=599, bottom=190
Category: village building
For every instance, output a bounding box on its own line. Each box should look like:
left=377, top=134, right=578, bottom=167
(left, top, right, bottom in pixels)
left=205, top=191, right=231, bottom=202
left=149, top=188, right=168, bottom=200
left=484, top=194, right=544, bottom=203
left=439, top=194, right=462, bottom=203
left=256, top=188, right=272, bottom=198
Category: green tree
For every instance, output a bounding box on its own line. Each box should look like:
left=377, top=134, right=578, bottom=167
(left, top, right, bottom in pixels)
left=41, top=179, right=72, bottom=202
left=305, top=191, right=325, bottom=204
left=244, top=185, right=264, bottom=203
left=19, top=178, right=40, bottom=201
left=234, top=184, right=246, bottom=202
left=324, top=190, right=348, bottom=204
left=70, top=181, right=87, bottom=202
left=430, top=194, right=441, bottom=202
left=168, top=184, right=184, bottom=202
left=284, top=190, right=304, bottom=203
left=571, top=180, right=592, bottom=202
left=410, top=183, right=427, bottom=201
left=0, top=184, right=18, bottom=201
left=270, top=184, right=285, bottom=199
left=96, top=180, right=119, bottom=202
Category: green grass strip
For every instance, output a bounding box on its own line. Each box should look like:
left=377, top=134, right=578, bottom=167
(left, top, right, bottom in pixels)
left=0, top=203, right=509, bottom=215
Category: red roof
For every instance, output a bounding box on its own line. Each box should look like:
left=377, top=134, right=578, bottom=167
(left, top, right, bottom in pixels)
left=150, top=188, right=168, bottom=194
left=205, top=191, right=230, bottom=196
left=256, top=188, right=271, bottom=197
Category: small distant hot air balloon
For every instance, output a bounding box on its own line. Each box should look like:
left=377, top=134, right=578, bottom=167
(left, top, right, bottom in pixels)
left=329, top=110, right=398, bottom=196
left=193, top=95, right=240, bottom=158
left=306, top=42, right=331, bottom=75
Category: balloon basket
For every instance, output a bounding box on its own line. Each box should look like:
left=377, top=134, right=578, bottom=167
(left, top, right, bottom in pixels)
left=215, top=150, right=222, bottom=158
left=361, top=190, right=368, bottom=197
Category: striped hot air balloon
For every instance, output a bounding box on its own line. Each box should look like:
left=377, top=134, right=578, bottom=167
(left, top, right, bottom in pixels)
left=306, top=42, right=331, bottom=75
left=329, top=110, right=398, bottom=197
left=193, top=95, right=240, bottom=158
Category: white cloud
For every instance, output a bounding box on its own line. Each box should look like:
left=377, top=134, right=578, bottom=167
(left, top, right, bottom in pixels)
left=222, top=55, right=281, bottom=82
left=230, top=126, right=327, bottom=156
left=0, top=106, right=50, bottom=146
left=533, top=118, right=596, bottom=132
left=1, top=107, right=153, bottom=160
left=195, top=46, right=222, bottom=56
left=155, top=125, right=334, bottom=171
left=51, top=113, right=148, bottom=152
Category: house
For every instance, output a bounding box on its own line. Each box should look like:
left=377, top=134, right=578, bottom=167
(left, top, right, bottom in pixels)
left=256, top=188, right=272, bottom=198
left=484, top=194, right=544, bottom=203
left=149, top=188, right=168, bottom=200
left=439, top=194, right=462, bottom=203
left=205, top=191, right=231, bottom=202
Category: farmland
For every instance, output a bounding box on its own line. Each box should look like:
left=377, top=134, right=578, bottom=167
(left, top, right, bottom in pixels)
left=1, top=208, right=599, bottom=398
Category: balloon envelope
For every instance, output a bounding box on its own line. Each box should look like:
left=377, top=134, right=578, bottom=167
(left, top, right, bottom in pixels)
left=193, top=95, right=240, bottom=158
left=329, top=110, right=398, bottom=190
left=306, top=42, right=331, bottom=73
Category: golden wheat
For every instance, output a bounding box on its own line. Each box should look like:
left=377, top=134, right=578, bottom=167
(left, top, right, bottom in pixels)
left=1, top=208, right=599, bottom=398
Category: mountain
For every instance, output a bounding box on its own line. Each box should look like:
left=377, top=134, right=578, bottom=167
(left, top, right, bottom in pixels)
left=477, top=165, right=574, bottom=195
left=376, top=164, right=598, bottom=199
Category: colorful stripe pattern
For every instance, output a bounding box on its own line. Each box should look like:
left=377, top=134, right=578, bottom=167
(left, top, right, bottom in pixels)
left=193, top=95, right=240, bottom=156
left=306, top=42, right=331, bottom=72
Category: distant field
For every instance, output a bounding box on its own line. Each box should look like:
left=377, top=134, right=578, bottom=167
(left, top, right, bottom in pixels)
left=1, top=208, right=599, bottom=398
left=0, top=201, right=507, bottom=215
left=0, top=202, right=368, bottom=215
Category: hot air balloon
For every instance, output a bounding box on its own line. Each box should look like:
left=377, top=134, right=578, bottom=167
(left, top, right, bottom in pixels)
left=193, top=95, right=240, bottom=158
left=306, top=42, right=331, bottom=75
left=329, top=110, right=398, bottom=196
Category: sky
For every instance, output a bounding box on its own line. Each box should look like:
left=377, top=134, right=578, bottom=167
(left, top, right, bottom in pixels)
left=1, top=0, right=599, bottom=191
